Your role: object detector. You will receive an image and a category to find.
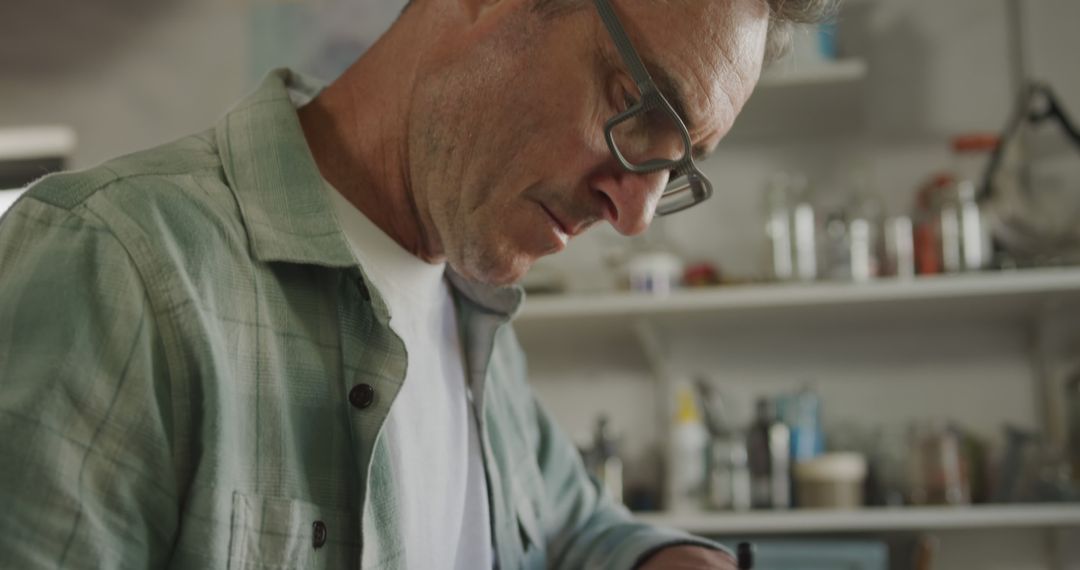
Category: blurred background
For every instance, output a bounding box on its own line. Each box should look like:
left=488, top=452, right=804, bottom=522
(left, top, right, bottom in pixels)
left=3, top=0, right=1080, bottom=568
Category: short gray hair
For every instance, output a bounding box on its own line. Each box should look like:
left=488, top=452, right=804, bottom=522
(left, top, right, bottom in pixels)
left=530, top=0, right=838, bottom=65
left=762, top=0, right=838, bottom=64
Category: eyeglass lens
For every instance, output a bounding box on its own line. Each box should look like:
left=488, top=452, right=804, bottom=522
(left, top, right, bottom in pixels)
left=609, top=97, right=688, bottom=168
left=656, top=174, right=706, bottom=215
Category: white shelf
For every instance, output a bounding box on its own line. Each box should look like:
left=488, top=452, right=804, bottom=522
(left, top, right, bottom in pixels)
left=758, top=58, right=868, bottom=88
left=0, top=188, right=25, bottom=215
left=635, top=504, right=1080, bottom=535
left=0, top=126, right=76, bottom=161
left=727, top=58, right=868, bottom=139
left=518, top=268, right=1080, bottom=332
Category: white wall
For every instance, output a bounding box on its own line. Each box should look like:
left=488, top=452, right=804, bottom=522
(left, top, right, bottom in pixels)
left=0, top=0, right=407, bottom=170
left=2, top=0, right=250, bottom=168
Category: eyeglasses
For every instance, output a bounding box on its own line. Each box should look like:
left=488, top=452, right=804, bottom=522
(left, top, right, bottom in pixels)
left=593, top=0, right=713, bottom=216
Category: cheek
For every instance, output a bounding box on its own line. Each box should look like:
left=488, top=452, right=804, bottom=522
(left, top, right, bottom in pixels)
left=449, top=201, right=554, bottom=285
left=548, top=94, right=612, bottom=176
left=468, top=196, right=564, bottom=271
left=475, top=196, right=550, bottom=251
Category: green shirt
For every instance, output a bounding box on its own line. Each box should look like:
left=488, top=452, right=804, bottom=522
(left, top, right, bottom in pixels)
left=0, top=69, right=719, bottom=569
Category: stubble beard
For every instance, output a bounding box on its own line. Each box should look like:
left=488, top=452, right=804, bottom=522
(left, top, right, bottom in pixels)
left=408, top=27, right=544, bottom=287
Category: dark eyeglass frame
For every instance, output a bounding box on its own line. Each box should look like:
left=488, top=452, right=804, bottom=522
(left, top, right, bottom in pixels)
left=593, top=0, right=713, bottom=216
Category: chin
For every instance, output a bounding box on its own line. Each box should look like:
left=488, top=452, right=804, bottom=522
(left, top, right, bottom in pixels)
left=454, top=247, right=535, bottom=287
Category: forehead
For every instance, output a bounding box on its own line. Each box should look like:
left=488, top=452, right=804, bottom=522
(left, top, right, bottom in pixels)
left=599, top=0, right=767, bottom=143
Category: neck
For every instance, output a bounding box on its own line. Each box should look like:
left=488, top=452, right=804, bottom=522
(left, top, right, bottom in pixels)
left=298, top=10, right=443, bottom=263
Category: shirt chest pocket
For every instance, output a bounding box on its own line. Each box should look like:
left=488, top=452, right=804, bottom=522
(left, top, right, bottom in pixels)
left=228, top=491, right=360, bottom=570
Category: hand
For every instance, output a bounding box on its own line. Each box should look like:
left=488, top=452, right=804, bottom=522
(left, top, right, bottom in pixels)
left=636, top=545, right=737, bottom=569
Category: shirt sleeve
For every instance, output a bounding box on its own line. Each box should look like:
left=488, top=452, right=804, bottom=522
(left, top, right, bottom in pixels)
left=0, top=197, right=177, bottom=569
left=531, top=394, right=731, bottom=569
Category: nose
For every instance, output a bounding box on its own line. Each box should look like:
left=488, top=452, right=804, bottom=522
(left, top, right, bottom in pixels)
left=589, top=167, right=669, bottom=236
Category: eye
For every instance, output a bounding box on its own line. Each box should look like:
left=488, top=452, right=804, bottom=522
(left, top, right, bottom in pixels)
left=609, top=77, right=639, bottom=113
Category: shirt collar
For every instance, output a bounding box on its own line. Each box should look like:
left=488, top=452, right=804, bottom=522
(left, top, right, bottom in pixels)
left=215, top=68, right=523, bottom=318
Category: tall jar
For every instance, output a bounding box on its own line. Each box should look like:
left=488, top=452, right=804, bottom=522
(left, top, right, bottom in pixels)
left=847, top=172, right=884, bottom=283
left=763, top=173, right=816, bottom=282
left=912, top=174, right=953, bottom=275
left=942, top=134, right=998, bottom=272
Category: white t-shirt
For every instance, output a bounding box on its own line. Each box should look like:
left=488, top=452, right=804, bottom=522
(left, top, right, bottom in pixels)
left=326, top=184, right=493, bottom=570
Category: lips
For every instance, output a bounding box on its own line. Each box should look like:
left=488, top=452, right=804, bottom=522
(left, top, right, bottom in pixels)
left=539, top=202, right=571, bottom=236
left=541, top=200, right=598, bottom=238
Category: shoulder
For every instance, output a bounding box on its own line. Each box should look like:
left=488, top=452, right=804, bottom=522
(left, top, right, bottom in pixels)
left=25, top=129, right=224, bottom=212
left=22, top=129, right=242, bottom=247
left=11, top=129, right=253, bottom=307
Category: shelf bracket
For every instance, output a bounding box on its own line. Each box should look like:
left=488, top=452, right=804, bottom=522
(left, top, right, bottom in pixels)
left=633, top=318, right=674, bottom=443
left=634, top=317, right=685, bottom=510
left=633, top=318, right=675, bottom=386
left=1030, top=297, right=1070, bottom=449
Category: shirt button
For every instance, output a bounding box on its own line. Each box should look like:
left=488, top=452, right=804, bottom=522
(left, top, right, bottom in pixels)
left=312, top=520, right=327, bottom=549
left=349, top=383, right=375, bottom=409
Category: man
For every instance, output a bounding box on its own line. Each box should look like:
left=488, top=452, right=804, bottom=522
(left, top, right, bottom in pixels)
left=0, top=0, right=831, bottom=567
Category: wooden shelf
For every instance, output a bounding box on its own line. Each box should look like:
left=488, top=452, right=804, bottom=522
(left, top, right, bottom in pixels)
left=635, top=504, right=1080, bottom=535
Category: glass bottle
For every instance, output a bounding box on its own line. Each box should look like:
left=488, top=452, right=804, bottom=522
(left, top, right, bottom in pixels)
left=763, top=173, right=816, bottom=282
left=589, top=415, right=624, bottom=504
left=765, top=174, right=794, bottom=281
left=847, top=171, right=884, bottom=282
left=746, top=398, right=791, bottom=509
left=945, top=134, right=998, bottom=272
left=913, top=174, right=952, bottom=275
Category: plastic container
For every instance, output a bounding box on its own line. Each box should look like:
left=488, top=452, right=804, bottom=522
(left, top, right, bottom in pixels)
left=794, top=453, right=868, bottom=509
left=780, top=386, right=825, bottom=463
left=626, top=251, right=683, bottom=295
left=667, top=385, right=709, bottom=511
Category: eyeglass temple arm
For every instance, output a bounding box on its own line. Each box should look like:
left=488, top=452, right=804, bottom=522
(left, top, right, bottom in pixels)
left=592, top=0, right=655, bottom=90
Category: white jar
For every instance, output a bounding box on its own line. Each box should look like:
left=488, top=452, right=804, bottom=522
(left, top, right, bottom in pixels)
left=794, top=452, right=868, bottom=510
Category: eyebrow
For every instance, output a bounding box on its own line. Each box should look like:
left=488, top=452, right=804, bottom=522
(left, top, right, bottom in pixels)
left=640, top=57, right=712, bottom=160
left=598, top=43, right=713, bottom=160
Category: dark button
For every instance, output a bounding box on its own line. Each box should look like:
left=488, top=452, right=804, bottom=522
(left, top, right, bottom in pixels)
left=737, top=541, right=755, bottom=569
left=312, top=520, right=327, bottom=549
left=349, top=383, right=375, bottom=409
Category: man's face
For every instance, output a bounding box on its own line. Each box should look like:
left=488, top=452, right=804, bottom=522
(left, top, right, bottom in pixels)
left=409, top=0, right=768, bottom=286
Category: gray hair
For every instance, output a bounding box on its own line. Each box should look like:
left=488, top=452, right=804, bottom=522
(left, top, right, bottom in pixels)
left=762, top=0, right=839, bottom=64
left=530, top=0, right=838, bottom=65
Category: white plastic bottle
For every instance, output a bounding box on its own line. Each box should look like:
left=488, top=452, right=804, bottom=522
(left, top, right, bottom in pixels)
left=667, top=385, right=709, bottom=512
